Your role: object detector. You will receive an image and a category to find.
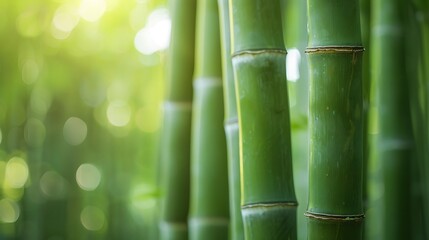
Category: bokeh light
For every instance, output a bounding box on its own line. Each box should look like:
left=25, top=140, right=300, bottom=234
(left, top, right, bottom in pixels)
left=4, top=157, right=29, bottom=189
left=134, top=8, right=171, bottom=55
left=0, top=199, right=20, bottom=223
left=79, top=0, right=106, bottom=22
left=63, top=117, right=88, bottom=146
left=40, top=171, right=67, bottom=199
left=107, top=100, right=131, bottom=127
left=76, top=163, right=101, bottom=191
left=80, top=206, right=105, bottom=231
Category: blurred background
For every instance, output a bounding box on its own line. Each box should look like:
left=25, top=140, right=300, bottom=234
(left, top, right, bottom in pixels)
left=0, top=0, right=170, bottom=239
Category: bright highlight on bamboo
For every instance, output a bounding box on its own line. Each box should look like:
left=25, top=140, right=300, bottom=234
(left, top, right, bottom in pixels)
left=159, top=0, right=197, bottom=239
left=188, top=0, right=229, bottom=239
left=230, top=0, right=297, bottom=239
left=306, top=1, right=364, bottom=239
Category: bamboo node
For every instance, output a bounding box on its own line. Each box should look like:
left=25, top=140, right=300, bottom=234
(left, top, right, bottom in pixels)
left=304, top=211, right=364, bottom=222
left=242, top=201, right=298, bottom=210
left=305, top=46, right=364, bottom=54
left=232, top=48, right=287, bottom=58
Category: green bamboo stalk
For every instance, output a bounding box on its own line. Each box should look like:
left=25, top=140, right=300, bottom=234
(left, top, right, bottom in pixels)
left=360, top=0, right=370, bottom=211
left=406, top=4, right=427, bottom=239
left=229, top=1, right=297, bottom=239
left=411, top=1, right=429, bottom=238
left=306, top=1, right=364, bottom=239
left=188, top=0, right=229, bottom=239
left=159, top=0, right=197, bottom=239
left=371, top=0, right=414, bottom=239
left=217, top=0, right=244, bottom=239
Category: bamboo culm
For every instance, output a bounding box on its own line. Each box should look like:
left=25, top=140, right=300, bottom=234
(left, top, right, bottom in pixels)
left=217, top=0, right=244, bottom=239
left=188, top=0, right=229, bottom=239
left=306, top=0, right=364, bottom=239
left=371, top=0, right=413, bottom=239
left=230, top=0, right=298, bottom=239
left=159, top=0, right=197, bottom=239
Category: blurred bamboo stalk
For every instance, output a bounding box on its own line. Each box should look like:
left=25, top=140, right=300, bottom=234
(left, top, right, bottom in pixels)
left=159, top=0, right=197, bottom=239
left=217, top=0, right=243, bottom=239
left=371, top=0, right=414, bottom=239
left=188, top=0, right=229, bottom=239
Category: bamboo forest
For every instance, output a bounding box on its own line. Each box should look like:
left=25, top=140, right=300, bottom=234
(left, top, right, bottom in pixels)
left=1, top=0, right=429, bottom=239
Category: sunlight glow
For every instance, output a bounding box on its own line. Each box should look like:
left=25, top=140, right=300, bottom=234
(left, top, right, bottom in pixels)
left=79, top=0, right=106, bottom=22
left=286, top=48, right=301, bottom=82
left=0, top=199, right=20, bottom=223
left=76, top=163, right=101, bottom=191
left=4, top=157, right=29, bottom=189
left=107, top=100, right=131, bottom=127
left=80, top=206, right=105, bottom=231
left=53, top=4, right=80, bottom=33
left=63, top=117, right=88, bottom=146
left=134, top=8, right=171, bottom=55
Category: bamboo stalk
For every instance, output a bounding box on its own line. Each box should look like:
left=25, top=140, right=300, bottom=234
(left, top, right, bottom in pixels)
left=306, top=1, right=365, bottom=239
left=371, top=0, right=414, bottom=239
left=159, top=0, right=197, bottom=239
left=410, top=1, right=429, bottom=238
left=229, top=0, right=297, bottom=239
left=217, top=0, right=243, bottom=239
left=188, top=0, right=229, bottom=239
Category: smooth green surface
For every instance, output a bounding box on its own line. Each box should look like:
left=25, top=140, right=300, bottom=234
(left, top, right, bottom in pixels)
left=159, top=223, right=188, bottom=240
left=370, top=0, right=413, bottom=239
left=189, top=78, right=229, bottom=239
left=160, top=0, right=197, bottom=239
left=189, top=0, right=229, bottom=239
left=165, top=0, right=197, bottom=101
left=193, top=0, right=222, bottom=78
left=160, top=105, right=192, bottom=223
left=230, top=0, right=285, bottom=52
left=307, top=217, right=363, bottom=240
left=188, top=219, right=229, bottom=240
left=307, top=0, right=361, bottom=47
left=225, top=124, right=243, bottom=240
left=218, top=0, right=243, bottom=239
left=306, top=0, right=364, bottom=238
left=242, top=205, right=297, bottom=239
left=233, top=52, right=296, bottom=205
left=307, top=52, right=364, bottom=216
left=230, top=0, right=297, bottom=238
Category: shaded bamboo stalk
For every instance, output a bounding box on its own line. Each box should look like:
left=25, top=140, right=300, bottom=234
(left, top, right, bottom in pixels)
left=159, top=0, right=197, bottom=239
left=281, top=0, right=309, bottom=238
left=230, top=0, right=297, bottom=238
left=188, top=0, right=229, bottom=239
left=217, top=0, right=244, bottom=239
left=371, top=0, right=413, bottom=239
left=409, top=1, right=429, bottom=239
left=306, top=0, right=364, bottom=239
